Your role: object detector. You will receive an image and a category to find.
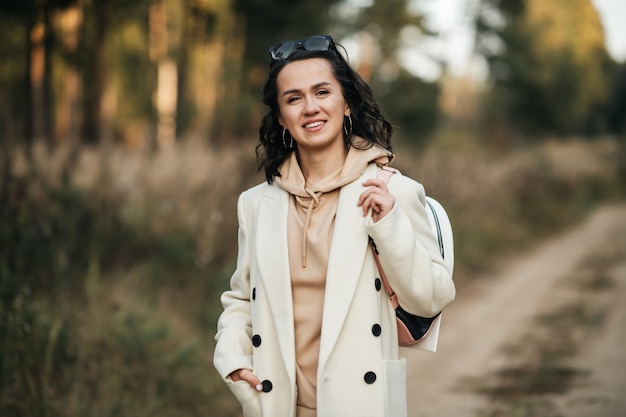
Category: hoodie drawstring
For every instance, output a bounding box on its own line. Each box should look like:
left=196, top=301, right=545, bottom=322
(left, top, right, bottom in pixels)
left=296, top=189, right=321, bottom=268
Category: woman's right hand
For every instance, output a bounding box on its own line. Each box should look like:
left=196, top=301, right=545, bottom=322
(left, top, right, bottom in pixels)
left=229, top=368, right=263, bottom=392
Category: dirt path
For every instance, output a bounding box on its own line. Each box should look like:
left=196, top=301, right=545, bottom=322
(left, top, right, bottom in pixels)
left=404, top=203, right=626, bottom=417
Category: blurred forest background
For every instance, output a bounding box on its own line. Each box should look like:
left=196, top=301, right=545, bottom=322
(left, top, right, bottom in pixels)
left=1, top=0, right=625, bottom=416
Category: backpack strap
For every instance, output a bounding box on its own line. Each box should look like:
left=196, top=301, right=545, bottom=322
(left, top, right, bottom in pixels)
left=370, top=166, right=400, bottom=298
left=377, top=166, right=399, bottom=184
left=426, top=198, right=445, bottom=259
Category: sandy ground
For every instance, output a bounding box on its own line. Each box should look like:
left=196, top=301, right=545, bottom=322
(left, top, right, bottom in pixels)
left=404, top=203, right=626, bottom=417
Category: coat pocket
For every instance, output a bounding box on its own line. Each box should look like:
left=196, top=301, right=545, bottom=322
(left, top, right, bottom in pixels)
left=228, top=380, right=262, bottom=417
left=383, top=358, right=408, bottom=417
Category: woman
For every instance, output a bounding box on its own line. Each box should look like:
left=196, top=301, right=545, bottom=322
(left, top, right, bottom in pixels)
left=213, top=34, right=455, bottom=417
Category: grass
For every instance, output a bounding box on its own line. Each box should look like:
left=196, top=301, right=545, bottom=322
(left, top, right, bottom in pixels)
left=0, top=133, right=625, bottom=416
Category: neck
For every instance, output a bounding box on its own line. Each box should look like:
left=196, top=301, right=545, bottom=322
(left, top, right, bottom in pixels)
left=297, top=143, right=347, bottom=183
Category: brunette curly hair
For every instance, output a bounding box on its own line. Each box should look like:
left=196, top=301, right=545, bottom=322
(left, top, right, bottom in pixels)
left=256, top=37, right=393, bottom=183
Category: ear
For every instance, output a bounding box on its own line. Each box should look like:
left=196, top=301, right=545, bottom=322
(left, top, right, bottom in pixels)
left=278, top=114, right=285, bottom=127
left=344, top=106, right=351, bottom=117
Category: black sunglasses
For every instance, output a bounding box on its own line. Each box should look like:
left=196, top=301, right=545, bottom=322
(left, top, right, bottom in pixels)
left=269, top=35, right=336, bottom=61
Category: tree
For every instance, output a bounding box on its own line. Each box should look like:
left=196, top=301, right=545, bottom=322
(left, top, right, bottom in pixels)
left=80, top=0, right=112, bottom=144
left=174, top=0, right=242, bottom=144
left=0, top=0, right=78, bottom=146
left=0, top=0, right=441, bottom=147
left=475, top=0, right=616, bottom=138
left=607, top=62, right=626, bottom=138
left=375, top=69, right=440, bottom=142
left=334, top=0, right=442, bottom=145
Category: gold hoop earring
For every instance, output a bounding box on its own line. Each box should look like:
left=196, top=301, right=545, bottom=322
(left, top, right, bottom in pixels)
left=282, top=128, right=293, bottom=149
left=344, top=115, right=353, bottom=137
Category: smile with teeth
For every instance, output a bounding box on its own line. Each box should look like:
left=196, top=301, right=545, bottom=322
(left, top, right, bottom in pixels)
left=304, top=121, right=325, bottom=129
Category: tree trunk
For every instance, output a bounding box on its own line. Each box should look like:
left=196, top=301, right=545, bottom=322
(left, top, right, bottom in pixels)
left=29, top=0, right=47, bottom=144
left=150, top=1, right=178, bottom=147
left=175, top=1, right=189, bottom=139
left=81, top=0, right=108, bottom=144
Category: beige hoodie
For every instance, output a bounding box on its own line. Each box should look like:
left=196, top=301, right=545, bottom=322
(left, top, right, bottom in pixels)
left=274, top=141, right=393, bottom=417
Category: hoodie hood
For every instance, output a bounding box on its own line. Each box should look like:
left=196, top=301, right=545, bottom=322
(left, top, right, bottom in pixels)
left=275, top=139, right=393, bottom=196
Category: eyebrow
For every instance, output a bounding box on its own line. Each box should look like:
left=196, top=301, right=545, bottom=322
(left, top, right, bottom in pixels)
left=281, top=81, right=333, bottom=97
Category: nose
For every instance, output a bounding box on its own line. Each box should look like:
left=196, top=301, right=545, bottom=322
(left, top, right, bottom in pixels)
left=303, top=95, right=319, bottom=114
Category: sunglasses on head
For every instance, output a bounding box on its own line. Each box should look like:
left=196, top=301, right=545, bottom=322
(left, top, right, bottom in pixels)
left=269, top=35, right=336, bottom=61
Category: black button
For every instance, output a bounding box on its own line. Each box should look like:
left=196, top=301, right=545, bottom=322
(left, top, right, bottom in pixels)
left=375, top=278, right=382, bottom=291
left=364, top=371, right=377, bottom=384
left=261, top=379, right=273, bottom=392
left=372, top=324, right=382, bottom=337
left=252, top=334, right=262, bottom=347
left=252, top=288, right=256, bottom=300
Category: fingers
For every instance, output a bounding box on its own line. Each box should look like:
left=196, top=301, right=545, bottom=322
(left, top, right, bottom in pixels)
left=358, top=180, right=395, bottom=221
left=359, top=193, right=383, bottom=216
left=358, top=180, right=387, bottom=207
left=361, top=178, right=388, bottom=191
left=229, top=368, right=264, bottom=392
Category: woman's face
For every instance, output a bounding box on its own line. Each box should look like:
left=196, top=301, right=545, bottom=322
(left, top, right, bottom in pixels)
left=276, top=58, right=350, bottom=154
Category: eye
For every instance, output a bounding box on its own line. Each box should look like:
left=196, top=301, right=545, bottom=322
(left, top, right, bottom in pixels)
left=316, top=89, right=330, bottom=97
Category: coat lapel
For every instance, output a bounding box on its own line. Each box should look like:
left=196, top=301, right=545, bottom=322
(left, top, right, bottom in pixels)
left=255, top=185, right=296, bottom=382
left=318, top=164, right=377, bottom=372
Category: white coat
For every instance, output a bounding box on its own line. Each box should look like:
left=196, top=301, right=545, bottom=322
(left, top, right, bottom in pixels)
left=213, top=163, right=456, bottom=417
